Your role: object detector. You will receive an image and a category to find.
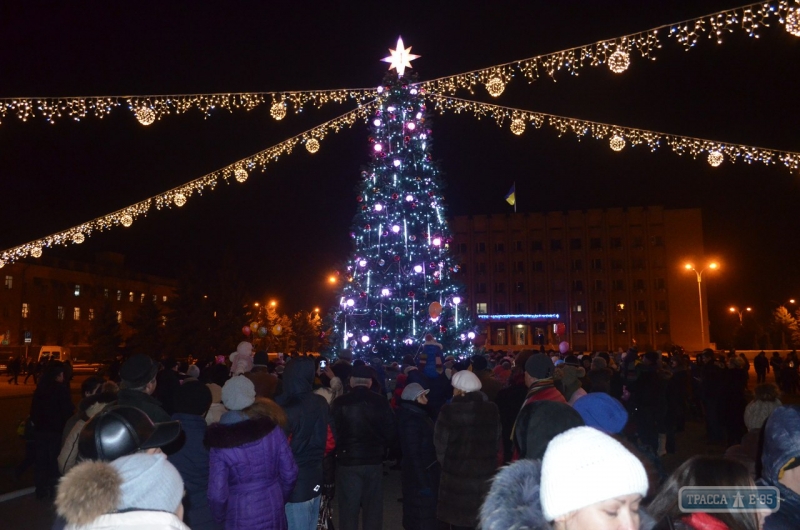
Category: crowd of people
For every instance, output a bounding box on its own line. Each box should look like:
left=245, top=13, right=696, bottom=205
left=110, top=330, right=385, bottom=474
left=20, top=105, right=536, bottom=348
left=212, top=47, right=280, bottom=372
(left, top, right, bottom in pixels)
left=12, top=340, right=800, bottom=529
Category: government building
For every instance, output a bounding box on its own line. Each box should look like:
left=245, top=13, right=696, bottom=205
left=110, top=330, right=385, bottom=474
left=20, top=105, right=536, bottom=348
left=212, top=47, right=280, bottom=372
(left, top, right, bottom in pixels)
left=451, top=207, right=709, bottom=353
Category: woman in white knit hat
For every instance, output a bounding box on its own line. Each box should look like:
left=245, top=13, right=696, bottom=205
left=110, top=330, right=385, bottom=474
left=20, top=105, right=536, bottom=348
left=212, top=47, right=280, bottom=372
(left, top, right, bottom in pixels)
left=480, top=425, right=652, bottom=529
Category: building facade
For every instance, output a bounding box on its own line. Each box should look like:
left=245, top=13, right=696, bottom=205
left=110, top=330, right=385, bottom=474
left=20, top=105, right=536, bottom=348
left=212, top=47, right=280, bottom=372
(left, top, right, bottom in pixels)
left=452, top=207, right=709, bottom=352
left=0, top=252, right=175, bottom=355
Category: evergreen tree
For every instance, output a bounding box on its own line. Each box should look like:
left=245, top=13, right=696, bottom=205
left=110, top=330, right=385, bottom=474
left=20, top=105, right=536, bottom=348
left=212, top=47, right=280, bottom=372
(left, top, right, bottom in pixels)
left=126, top=297, right=165, bottom=357
left=329, top=73, right=473, bottom=360
left=164, top=265, right=213, bottom=360
left=773, top=305, right=798, bottom=348
left=88, top=300, right=122, bottom=361
left=292, top=310, right=322, bottom=352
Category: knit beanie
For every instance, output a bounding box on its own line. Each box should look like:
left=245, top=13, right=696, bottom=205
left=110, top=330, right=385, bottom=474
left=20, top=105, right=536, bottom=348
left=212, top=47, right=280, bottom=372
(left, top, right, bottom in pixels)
left=173, top=380, right=212, bottom=416
left=451, top=370, right=482, bottom=392
left=540, top=426, right=648, bottom=521
left=111, top=453, right=184, bottom=514
left=573, top=393, right=629, bottom=434
left=744, top=398, right=782, bottom=431
left=185, top=364, right=200, bottom=379
left=229, top=342, right=254, bottom=376
left=591, top=356, right=608, bottom=370
left=221, top=375, right=256, bottom=411
left=525, top=353, right=555, bottom=380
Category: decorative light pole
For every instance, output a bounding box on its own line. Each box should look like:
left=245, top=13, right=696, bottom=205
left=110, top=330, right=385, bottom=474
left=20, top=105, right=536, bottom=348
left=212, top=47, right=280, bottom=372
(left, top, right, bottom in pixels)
left=684, top=262, right=719, bottom=349
left=729, top=305, right=752, bottom=326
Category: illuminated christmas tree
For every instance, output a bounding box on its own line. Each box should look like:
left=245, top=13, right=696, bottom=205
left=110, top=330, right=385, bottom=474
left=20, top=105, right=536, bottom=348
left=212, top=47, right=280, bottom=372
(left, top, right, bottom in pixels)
left=329, top=38, right=475, bottom=360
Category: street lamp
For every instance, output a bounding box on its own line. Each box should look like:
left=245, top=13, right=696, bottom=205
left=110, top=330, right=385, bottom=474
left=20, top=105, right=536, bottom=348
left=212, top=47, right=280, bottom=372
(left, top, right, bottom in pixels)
left=684, top=262, right=719, bottom=349
left=270, top=300, right=277, bottom=308
left=729, top=305, right=752, bottom=325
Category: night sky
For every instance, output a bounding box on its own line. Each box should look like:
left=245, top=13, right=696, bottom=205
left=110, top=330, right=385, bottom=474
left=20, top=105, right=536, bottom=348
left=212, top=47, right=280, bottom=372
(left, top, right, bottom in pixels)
left=1, top=1, right=799, bottom=341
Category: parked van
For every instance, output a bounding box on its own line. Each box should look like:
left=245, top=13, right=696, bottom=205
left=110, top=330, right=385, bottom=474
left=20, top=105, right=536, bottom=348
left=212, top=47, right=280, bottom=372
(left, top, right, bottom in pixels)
left=38, top=345, right=72, bottom=364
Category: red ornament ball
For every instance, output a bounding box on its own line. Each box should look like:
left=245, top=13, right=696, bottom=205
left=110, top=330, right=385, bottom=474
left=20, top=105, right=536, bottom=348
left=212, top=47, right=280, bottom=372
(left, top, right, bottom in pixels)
left=357, top=195, right=363, bottom=202
left=408, top=291, right=415, bottom=298
left=394, top=255, right=401, bottom=262
left=391, top=193, right=398, bottom=200
left=365, top=224, right=370, bottom=229
left=440, top=325, right=446, bottom=333
left=360, top=291, right=367, bottom=298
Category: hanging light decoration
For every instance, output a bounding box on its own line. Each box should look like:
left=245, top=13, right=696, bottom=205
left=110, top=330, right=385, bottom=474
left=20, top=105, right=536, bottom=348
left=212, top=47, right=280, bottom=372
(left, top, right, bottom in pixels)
left=609, top=135, right=626, bottom=151
left=121, top=214, right=134, bottom=227
left=270, top=101, right=287, bottom=120
left=608, top=50, right=631, bottom=73
left=31, top=247, right=43, bottom=258
left=0, top=260, right=4, bottom=268
left=72, top=233, right=85, bottom=244
left=510, top=118, right=526, bottom=135
left=306, top=138, right=320, bottom=153
left=707, top=150, right=724, bottom=167
left=786, top=8, right=800, bottom=37
left=485, top=77, right=505, bottom=97
left=135, top=106, right=156, bottom=125
left=174, top=193, right=187, bottom=207
left=234, top=168, right=248, bottom=183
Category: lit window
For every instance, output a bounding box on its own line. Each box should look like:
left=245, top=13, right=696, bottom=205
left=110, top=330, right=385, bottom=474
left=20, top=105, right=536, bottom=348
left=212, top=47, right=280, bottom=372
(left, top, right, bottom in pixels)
left=573, top=303, right=583, bottom=313
left=161, top=315, right=167, bottom=326
left=21, top=303, right=29, bottom=318
left=57, top=306, right=65, bottom=320
left=73, top=307, right=80, bottom=320
left=117, top=290, right=122, bottom=301
left=152, top=294, right=157, bottom=302
left=74, top=284, right=81, bottom=297
left=128, top=292, right=134, bottom=302
left=104, top=288, right=109, bottom=298
left=162, top=295, right=168, bottom=302
left=116, top=311, right=122, bottom=323
left=89, top=308, right=94, bottom=321
left=476, top=302, right=488, bottom=314
left=4, top=275, right=12, bottom=289
left=140, top=293, right=145, bottom=303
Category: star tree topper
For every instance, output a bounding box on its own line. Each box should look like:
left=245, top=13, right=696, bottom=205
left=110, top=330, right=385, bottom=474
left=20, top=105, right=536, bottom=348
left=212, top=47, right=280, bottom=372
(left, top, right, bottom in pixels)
left=382, top=36, right=420, bottom=77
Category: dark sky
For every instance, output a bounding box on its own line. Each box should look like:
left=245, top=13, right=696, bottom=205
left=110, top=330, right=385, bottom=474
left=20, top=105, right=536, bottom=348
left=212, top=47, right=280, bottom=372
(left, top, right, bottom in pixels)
left=1, top=1, right=799, bottom=336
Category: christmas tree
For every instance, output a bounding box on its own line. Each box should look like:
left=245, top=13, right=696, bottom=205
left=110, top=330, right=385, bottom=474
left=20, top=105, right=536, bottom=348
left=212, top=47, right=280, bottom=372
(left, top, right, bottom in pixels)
left=329, top=44, right=475, bottom=360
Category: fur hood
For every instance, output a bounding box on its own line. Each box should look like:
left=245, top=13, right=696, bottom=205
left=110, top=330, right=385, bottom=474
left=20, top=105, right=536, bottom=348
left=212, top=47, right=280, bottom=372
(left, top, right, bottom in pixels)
left=56, top=461, right=124, bottom=525
left=205, top=414, right=277, bottom=449
left=479, top=459, right=656, bottom=530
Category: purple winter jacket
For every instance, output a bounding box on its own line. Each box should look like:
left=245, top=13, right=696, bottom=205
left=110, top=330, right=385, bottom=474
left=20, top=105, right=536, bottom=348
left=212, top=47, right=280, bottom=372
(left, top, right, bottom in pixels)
left=205, top=415, right=298, bottom=530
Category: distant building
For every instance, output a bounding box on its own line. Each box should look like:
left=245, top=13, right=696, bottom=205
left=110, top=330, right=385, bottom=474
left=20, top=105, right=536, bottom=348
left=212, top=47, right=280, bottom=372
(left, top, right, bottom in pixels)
left=0, top=252, right=175, bottom=355
left=451, top=207, right=709, bottom=352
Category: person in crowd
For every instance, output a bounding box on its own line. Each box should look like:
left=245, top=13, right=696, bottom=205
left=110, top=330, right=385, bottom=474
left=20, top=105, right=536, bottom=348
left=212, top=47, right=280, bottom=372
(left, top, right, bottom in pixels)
left=332, top=349, right=354, bottom=393
left=514, top=400, right=584, bottom=460
left=738, top=352, right=751, bottom=373
left=754, top=351, right=770, bottom=384
left=396, top=382, right=439, bottom=530
left=245, top=351, right=281, bottom=398
left=314, top=361, right=343, bottom=404
left=205, top=381, right=227, bottom=425
left=369, top=356, right=388, bottom=396
left=520, top=353, right=566, bottom=408
left=434, top=370, right=501, bottom=530
left=229, top=341, right=254, bottom=377
left=573, top=392, right=628, bottom=435
left=276, top=357, right=333, bottom=530
left=781, top=351, right=799, bottom=394
left=587, top=355, right=613, bottom=395
left=206, top=375, right=298, bottom=530
left=7, top=355, right=21, bottom=384
left=58, top=389, right=118, bottom=474
left=406, top=353, right=453, bottom=420
left=630, top=351, right=669, bottom=455
left=555, top=362, right=587, bottom=405
left=770, top=351, right=783, bottom=388
left=621, top=347, right=641, bottom=387
left=666, top=353, right=690, bottom=448
left=30, top=360, right=74, bottom=499
left=722, top=355, right=750, bottom=447
left=330, top=365, right=396, bottom=530
left=62, top=360, right=74, bottom=385
left=117, top=354, right=172, bottom=423
left=648, top=456, right=762, bottom=530
left=725, top=383, right=782, bottom=479
left=757, top=405, right=800, bottom=528
left=61, top=376, right=105, bottom=443
left=495, top=349, right=536, bottom=463
left=56, top=452, right=189, bottom=530
left=185, top=363, right=201, bottom=380
left=470, top=354, right=501, bottom=402
left=481, top=426, right=651, bottom=530
left=167, top=380, right=220, bottom=530
left=419, top=333, right=444, bottom=378
left=24, top=356, right=39, bottom=385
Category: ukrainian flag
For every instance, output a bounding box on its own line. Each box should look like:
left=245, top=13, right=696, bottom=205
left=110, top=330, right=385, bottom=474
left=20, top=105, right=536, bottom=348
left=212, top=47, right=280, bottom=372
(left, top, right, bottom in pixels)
left=504, top=184, right=516, bottom=206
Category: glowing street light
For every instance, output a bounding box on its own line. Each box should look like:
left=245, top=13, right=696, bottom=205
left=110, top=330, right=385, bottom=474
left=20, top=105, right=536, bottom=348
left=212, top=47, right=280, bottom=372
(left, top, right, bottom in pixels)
left=684, top=262, right=720, bottom=348
left=729, top=306, right=752, bottom=326
left=328, top=275, right=337, bottom=284
left=270, top=300, right=277, bottom=308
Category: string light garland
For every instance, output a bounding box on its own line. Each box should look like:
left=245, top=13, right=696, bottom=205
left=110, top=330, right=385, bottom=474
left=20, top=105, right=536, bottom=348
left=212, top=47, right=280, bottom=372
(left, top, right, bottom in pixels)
left=0, top=87, right=377, bottom=125
left=0, top=102, right=377, bottom=265
left=418, top=1, right=794, bottom=95
left=427, top=93, right=800, bottom=174
left=485, top=77, right=506, bottom=97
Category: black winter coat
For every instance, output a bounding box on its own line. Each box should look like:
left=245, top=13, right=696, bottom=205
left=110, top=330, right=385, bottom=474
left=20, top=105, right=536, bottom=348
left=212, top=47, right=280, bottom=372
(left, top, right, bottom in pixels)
left=276, top=358, right=332, bottom=502
left=331, top=386, right=395, bottom=466
left=495, top=377, right=528, bottom=463
left=31, top=380, right=74, bottom=434
left=434, top=391, right=501, bottom=527
left=396, top=401, right=439, bottom=530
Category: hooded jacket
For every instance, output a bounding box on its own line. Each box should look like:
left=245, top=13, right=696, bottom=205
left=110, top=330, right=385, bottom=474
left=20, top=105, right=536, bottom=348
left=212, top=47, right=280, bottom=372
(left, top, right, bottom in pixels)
left=480, top=459, right=656, bottom=530
left=58, top=392, right=118, bottom=475
left=758, top=405, right=800, bottom=529
left=275, top=357, right=332, bottom=503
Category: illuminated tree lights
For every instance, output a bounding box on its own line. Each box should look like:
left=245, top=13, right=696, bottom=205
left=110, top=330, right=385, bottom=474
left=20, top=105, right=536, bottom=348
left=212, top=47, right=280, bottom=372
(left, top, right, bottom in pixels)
left=329, top=74, right=473, bottom=359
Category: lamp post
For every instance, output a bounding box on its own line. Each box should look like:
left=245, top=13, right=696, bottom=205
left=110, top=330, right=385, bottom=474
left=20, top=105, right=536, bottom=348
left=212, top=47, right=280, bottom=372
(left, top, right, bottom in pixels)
left=729, top=306, right=752, bottom=326
left=684, top=262, right=719, bottom=349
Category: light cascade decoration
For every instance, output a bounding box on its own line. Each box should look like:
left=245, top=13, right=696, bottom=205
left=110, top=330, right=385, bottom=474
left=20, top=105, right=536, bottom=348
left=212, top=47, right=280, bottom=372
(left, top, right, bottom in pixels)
left=330, top=74, right=473, bottom=358
left=428, top=94, right=800, bottom=173
left=0, top=103, right=376, bottom=264
left=609, top=135, right=626, bottom=151
left=0, top=87, right=377, bottom=125
left=305, top=138, right=320, bottom=153
left=419, top=1, right=796, bottom=95
left=485, top=77, right=506, bottom=97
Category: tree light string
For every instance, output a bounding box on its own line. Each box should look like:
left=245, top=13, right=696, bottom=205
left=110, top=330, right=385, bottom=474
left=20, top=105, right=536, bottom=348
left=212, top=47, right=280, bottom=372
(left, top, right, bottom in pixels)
left=427, top=93, right=800, bottom=173
left=0, top=87, right=378, bottom=125
left=418, top=1, right=795, bottom=96
left=0, top=101, right=378, bottom=267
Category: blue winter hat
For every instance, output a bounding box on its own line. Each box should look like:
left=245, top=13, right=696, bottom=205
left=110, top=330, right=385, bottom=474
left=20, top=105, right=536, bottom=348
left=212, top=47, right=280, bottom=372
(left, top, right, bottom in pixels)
left=573, top=393, right=628, bottom=434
